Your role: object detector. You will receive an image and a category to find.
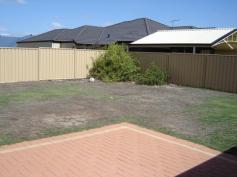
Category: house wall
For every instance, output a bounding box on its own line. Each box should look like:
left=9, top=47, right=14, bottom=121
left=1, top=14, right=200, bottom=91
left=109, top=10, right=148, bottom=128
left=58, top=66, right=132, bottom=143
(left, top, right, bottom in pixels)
left=129, top=46, right=214, bottom=54
left=61, top=42, right=76, bottom=48
left=17, top=42, right=52, bottom=48
left=76, top=44, right=105, bottom=50
left=18, top=42, right=81, bottom=49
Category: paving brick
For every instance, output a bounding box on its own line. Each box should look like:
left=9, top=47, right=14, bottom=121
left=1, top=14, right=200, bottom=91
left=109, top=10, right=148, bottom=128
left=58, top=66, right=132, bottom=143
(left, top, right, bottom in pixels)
left=0, top=123, right=236, bottom=177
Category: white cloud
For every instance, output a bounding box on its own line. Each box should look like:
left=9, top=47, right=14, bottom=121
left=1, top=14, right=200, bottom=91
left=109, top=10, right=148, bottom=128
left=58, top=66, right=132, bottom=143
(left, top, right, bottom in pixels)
left=0, top=0, right=27, bottom=4
left=0, top=33, right=10, bottom=36
left=102, top=22, right=113, bottom=27
left=16, top=0, right=26, bottom=4
left=0, top=26, right=7, bottom=32
left=50, top=22, right=64, bottom=30
left=0, top=26, right=11, bottom=36
left=22, top=31, right=33, bottom=35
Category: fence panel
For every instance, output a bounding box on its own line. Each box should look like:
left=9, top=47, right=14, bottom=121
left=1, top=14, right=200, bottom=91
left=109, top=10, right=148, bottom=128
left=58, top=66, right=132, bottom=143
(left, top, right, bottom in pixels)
left=168, top=54, right=206, bottom=87
left=132, top=52, right=237, bottom=93
left=38, top=48, right=75, bottom=80
left=0, top=48, right=38, bottom=83
left=0, top=48, right=104, bottom=83
left=75, top=50, right=104, bottom=79
left=205, top=55, right=237, bottom=92
left=132, top=52, right=169, bottom=71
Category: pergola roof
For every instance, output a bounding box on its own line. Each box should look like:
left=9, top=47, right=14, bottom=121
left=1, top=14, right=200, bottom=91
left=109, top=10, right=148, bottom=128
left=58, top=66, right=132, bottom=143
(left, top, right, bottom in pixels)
left=131, top=28, right=236, bottom=46
left=212, top=30, right=237, bottom=50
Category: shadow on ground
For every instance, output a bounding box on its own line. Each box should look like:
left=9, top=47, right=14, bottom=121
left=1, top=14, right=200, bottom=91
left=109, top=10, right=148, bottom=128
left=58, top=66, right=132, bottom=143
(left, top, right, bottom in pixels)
left=176, top=147, right=237, bottom=177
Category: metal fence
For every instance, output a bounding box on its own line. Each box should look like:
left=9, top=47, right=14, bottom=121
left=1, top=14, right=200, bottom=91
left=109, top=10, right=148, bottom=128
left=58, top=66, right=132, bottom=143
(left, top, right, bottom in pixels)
left=132, top=52, right=237, bottom=93
left=1, top=48, right=237, bottom=93
left=0, top=48, right=104, bottom=83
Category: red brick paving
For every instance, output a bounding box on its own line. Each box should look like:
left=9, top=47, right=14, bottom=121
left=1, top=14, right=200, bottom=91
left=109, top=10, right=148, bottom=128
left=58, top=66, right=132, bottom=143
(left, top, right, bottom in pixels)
left=0, top=123, right=236, bottom=177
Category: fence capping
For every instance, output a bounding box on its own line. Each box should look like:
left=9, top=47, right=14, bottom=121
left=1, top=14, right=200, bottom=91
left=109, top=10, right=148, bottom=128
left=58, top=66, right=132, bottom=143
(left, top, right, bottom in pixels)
left=131, top=51, right=237, bottom=57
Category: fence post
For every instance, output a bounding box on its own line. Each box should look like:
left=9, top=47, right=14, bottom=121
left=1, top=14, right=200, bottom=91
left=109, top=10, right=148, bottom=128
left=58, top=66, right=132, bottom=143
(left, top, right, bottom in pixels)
left=202, top=56, right=208, bottom=88
left=74, top=49, right=76, bottom=79
left=37, top=48, right=40, bottom=81
left=167, top=54, right=170, bottom=83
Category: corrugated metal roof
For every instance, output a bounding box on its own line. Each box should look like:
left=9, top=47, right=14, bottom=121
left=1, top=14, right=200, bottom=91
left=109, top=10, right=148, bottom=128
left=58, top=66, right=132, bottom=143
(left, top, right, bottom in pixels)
left=131, top=28, right=236, bottom=45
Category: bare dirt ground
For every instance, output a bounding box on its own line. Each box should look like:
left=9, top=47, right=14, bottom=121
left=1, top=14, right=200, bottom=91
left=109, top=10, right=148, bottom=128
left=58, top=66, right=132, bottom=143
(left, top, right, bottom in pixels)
left=0, top=80, right=232, bottom=149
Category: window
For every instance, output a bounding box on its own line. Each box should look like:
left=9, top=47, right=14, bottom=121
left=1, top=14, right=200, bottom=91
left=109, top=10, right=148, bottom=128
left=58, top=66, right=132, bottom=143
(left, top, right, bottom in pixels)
left=52, top=43, right=60, bottom=48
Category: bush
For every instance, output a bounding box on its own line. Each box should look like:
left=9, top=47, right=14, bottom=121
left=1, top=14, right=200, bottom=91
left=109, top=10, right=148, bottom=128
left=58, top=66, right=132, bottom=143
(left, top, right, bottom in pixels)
left=89, top=44, right=168, bottom=86
left=89, top=44, right=140, bottom=82
left=136, top=65, right=168, bottom=86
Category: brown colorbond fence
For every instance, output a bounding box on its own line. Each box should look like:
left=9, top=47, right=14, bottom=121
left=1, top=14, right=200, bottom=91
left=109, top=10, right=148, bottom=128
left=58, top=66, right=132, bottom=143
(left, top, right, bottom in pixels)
left=0, top=48, right=104, bottom=83
left=132, top=52, right=237, bottom=93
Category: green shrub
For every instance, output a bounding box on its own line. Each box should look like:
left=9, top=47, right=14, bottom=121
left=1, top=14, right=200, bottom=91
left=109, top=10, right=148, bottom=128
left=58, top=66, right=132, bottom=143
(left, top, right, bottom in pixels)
left=89, top=44, right=168, bottom=85
left=136, top=65, right=168, bottom=86
left=89, top=44, right=140, bottom=82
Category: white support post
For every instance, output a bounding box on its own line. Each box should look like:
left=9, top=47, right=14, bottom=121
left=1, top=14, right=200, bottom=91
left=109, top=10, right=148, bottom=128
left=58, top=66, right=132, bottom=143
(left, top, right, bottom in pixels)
left=193, top=46, right=196, bottom=54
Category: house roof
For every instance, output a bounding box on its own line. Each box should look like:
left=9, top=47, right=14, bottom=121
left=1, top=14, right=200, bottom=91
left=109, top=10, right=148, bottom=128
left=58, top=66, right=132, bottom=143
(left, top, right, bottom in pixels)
left=19, top=29, right=68, bottom=42
left=131, top=28, right=236, bottom=45
left=18, top=18, right=170, bottom=45
left=74, top=26, right=104, bottom=44
left=170, top=26, right=201, bottom=29
left=96, top=18, right=169, bottom=45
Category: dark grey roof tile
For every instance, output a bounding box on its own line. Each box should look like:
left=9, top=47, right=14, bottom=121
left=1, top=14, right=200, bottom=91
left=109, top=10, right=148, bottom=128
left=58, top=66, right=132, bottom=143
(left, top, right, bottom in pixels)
left=18, top=18, right=170, bottom=45
left=18, top=29, right=67, bottom=42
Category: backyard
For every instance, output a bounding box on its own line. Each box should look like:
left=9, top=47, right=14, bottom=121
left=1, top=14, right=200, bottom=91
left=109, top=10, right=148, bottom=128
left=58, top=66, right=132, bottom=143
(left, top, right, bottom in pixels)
left=0, top=80, right=236, bottom=152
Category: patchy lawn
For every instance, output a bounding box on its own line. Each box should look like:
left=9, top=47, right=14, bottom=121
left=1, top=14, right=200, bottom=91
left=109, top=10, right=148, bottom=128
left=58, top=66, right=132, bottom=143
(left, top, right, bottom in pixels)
left=0, top=80, right=236, bottom=151
left=186, top=96, right=237, bottom=151
left=0, top=84, right=118, bottom=108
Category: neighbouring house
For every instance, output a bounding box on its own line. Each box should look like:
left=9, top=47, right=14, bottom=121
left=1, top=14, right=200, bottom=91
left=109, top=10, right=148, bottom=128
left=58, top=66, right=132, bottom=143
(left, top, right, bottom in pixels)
left=17, top=18, right=198, bottom=49
left=130, top=28, right=237, bottom=55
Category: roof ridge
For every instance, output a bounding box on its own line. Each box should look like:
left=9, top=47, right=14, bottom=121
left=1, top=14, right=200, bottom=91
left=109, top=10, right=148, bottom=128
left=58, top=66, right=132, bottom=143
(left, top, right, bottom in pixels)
left=144, top=18, right=151, bottom=35
left=144, top=18, right=169, bottom=28
left=103, top=18, right=157, bottom=28
left=73, top=25, right=102, bottom=29
left=96, top=28, right=106, bottom=45
left=74, top=26, right=89, bottom=42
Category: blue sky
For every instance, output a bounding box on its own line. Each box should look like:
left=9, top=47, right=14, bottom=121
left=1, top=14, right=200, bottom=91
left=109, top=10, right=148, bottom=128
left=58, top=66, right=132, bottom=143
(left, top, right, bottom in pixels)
left=0, top=0, right=237, bottom=36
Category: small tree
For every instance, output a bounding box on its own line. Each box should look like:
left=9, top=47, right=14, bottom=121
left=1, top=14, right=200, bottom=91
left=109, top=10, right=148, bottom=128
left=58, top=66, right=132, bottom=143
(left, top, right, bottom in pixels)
left=89, top=44, right=140, bottom=82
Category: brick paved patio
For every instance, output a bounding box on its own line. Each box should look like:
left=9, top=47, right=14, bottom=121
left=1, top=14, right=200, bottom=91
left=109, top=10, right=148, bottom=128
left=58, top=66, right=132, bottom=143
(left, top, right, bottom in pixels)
left=0, top=123, right=236, bottom=177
